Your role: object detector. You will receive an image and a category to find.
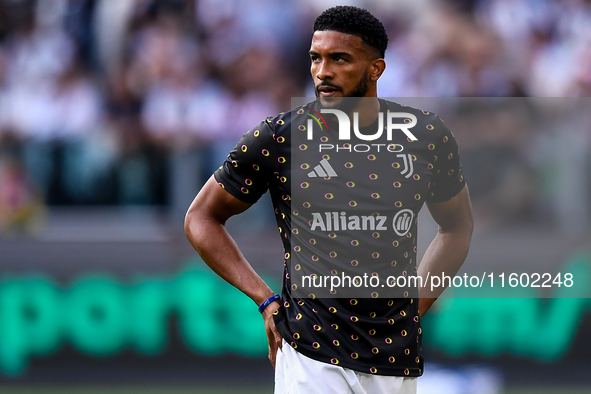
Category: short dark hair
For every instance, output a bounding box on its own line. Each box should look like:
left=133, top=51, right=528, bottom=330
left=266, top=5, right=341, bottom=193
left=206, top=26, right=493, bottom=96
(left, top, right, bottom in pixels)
left=313, top=6, right=388, bottom=58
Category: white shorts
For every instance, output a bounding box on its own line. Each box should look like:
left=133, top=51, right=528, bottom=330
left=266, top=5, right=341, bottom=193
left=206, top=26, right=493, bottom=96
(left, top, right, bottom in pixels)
left=274, top=340, right=417, bottom=394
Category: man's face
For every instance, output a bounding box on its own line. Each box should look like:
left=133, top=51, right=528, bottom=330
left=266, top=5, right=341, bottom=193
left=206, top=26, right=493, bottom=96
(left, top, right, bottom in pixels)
left=309, top=30, right=375, bottom=109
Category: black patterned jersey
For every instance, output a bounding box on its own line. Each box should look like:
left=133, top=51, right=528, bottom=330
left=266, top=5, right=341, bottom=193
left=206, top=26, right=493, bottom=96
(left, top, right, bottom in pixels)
left=214, top=99, right=465, bottom=376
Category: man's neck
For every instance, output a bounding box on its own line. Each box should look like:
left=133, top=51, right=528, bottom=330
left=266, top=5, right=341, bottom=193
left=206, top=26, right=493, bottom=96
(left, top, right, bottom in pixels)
left=348, top=96, right=380, bottom=127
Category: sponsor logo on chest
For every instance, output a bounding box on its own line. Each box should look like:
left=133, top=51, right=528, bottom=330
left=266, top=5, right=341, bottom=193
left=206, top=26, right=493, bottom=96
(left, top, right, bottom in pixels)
left=310, top=209, right=414, bottom=236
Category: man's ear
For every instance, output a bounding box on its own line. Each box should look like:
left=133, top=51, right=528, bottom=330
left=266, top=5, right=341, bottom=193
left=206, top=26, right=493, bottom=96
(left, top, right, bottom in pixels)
left=370, top=58, right=386, bottom=82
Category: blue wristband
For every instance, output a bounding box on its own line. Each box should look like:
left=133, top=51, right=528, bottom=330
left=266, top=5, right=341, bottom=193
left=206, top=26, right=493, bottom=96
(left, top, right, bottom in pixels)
left=258, top=294, right=280, bottom=314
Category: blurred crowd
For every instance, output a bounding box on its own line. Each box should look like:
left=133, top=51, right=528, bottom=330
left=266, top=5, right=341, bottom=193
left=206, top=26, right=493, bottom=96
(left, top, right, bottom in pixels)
left=0, top=0, right=590, bottom=234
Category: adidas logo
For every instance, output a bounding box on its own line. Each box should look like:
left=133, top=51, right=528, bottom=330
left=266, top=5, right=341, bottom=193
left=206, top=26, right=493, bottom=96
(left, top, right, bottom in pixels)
left=307, top=159, right=338, bottom=178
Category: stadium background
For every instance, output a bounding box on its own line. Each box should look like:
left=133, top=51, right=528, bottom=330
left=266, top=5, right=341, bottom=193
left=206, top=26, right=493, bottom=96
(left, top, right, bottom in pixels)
left=0, top=0, right=590, bottom=393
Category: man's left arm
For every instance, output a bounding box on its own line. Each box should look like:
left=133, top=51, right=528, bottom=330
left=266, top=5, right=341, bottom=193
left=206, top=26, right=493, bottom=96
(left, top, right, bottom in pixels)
left=418, top=184, right=473, bottom=318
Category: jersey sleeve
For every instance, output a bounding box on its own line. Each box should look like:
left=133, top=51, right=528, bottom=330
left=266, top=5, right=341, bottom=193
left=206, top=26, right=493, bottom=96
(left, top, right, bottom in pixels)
left=426, top=116, right=466, bottom=203
left=213, top=119, right=279, bottom=204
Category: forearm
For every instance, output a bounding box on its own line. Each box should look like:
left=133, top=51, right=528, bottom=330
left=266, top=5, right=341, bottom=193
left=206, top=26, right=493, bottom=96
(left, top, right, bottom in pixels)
left=185, top=214, right=276, bottom=306
left=184, top=177, right=283, bottom=368
left=417, top=186, right=473, bottom=317
left=417, top=227, right=471, bottom=317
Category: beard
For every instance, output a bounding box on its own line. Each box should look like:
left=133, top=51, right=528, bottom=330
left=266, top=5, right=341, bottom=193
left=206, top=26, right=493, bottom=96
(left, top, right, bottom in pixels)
left=315, top=69, right=370, bottom=112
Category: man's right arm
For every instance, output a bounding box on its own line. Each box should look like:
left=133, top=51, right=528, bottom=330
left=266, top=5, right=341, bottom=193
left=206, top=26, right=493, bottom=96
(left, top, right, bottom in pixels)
left=184, top=176, right=282, bottom=366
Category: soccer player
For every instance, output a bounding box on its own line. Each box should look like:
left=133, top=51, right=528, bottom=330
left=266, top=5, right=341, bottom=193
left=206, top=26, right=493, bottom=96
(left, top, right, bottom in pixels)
left=185, top=6, right=473, bottom=394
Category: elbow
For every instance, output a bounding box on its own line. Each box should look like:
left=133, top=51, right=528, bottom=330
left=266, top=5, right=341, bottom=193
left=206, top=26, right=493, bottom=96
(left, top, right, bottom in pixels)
left=466, top=199, right=475, bottom=240
left=184, top=203, right=199, bottom=242
left=438, top=211, right=474, bottom=247
left=184, top=211, right=192, bottom=240
left=455, top=197, right=475, bottom=241
left=456, top=211, right=474, bottom=245
left=459, top=212, right=474, bottom=256
left=466, top=213, right=475, bottom=240
left=184, top=201, right=219, bottom=248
